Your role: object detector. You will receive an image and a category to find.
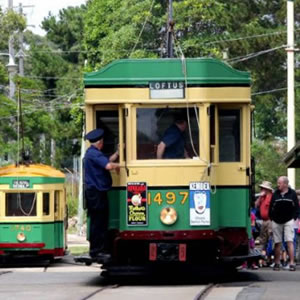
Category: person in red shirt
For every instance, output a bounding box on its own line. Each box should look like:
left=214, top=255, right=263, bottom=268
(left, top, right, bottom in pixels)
left=255, top=181, right=273, bottom=263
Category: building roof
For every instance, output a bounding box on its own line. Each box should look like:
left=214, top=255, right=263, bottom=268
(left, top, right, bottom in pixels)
left=283, top=142, right=300, bottom=168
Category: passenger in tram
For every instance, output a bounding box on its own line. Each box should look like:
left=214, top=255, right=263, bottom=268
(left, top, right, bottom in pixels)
left=84, top=128, right=120, bottom=261
left=156, top=115, right=190, bottom=159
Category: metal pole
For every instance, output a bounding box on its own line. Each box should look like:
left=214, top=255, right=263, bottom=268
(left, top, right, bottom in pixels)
left=77, top=125, right=85, bottom=235
left=167, top=0, right=174, bottom=58
left=287, top=0, right=295, bottom=188
left=8, top=0, right=16, bottom=99
left=64, top=168, right=74, bottom=199
left=18, top=3, right=24, bottom=76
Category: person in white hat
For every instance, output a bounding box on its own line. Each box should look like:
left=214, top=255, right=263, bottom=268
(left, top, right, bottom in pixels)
left=255, top=181, right=273, bottom=266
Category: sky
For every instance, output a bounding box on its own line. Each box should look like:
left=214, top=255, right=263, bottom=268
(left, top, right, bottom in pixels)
left=0, top=0, right=86, bottom=36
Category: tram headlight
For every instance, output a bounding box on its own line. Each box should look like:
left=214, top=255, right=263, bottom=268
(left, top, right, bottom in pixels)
left=160, top=207, right=177, bottom=225
left=17, top=232, right=26, bottom=242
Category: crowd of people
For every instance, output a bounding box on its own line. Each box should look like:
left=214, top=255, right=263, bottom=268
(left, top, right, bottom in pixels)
left=250, top=176, right=300, bottom=271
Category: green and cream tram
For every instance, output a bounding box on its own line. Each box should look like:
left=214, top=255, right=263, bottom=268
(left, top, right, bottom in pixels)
left=83, top=58, right=255, bottom=274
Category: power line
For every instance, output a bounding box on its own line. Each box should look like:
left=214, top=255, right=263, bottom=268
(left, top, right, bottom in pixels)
left=227, top=44, right=286, bottom=64
left=129, top=0, right=156, bottom=57
left=252, top=84, right=300, bottom=96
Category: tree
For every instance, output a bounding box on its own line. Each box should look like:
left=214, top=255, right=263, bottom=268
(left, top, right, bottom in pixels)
left=41, top=5, right=87, bottom=64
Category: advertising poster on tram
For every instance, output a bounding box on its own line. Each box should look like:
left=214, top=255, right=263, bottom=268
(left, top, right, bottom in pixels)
left=127, top=182, right=148, bottom=226
left=189, top=182, right=211, bottom=226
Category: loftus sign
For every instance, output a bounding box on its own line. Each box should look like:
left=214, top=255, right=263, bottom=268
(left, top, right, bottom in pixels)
left=149, top=81, right=185, bottom=99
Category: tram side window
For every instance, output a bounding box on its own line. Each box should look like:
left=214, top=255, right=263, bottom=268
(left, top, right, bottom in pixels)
left=54, top=191, right=59, bottom=215
left=5, top=193, right=37, bottom=217
left=218, top=109, right=241, bottom=162
left=136, top=107, right=199, bottom=159
left=96, top=110, right=119, bottom=159
left=43, top=193, right=50, bottom=216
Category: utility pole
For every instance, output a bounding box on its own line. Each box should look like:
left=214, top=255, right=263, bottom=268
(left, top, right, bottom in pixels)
left=17, top=3, right=25, bottom=76
left=15, top=2, right=34, bottom=76
left=167, top=0, right=174, bottom=58
left=287, top=0, right=295, bottom=188
left=8, top=0, right=16, bottom=99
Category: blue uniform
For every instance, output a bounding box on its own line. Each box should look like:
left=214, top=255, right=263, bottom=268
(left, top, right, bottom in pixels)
left=84, top=145, right=112, bottom=191
left=162, top=124, right=185, bottom=158
left=84, top=145, right=112, bottom=257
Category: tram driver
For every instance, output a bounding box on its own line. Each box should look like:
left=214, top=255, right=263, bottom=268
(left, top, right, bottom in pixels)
left=84, top=128, right=120, bottom=261
left=156, top=115, right=190, bottom=159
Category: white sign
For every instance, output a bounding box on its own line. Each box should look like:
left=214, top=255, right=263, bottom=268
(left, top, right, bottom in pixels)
left=149, top=81, right=185, bottom=99
left=12, top=180, right=30, bottom=189
left=189, top=182, right=211, bottom=226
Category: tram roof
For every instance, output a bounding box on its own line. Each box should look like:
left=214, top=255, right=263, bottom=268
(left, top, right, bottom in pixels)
left=0, top=164, right=65, bottom=178
left=283, top=142, right=300, bottom=168
left=84, top=58, right=251, bottom=87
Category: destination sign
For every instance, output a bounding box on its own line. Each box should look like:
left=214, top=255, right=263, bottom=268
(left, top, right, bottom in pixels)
left=12, top=180, right=30, bottom=189
left=149, top=81, right=185, bottom=99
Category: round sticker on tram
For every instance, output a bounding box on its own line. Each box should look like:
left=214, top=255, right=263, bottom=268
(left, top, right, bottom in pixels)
left=17, top=232, right=26, bottom=242
left=160, top=207, right=177, bottom=225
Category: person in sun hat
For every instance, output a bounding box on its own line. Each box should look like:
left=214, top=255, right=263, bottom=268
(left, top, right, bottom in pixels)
left=255, top=181, right=273, bottom=266
left=269, top=176, right=299, bottom=271
left=84, top=128, right=120, bottom=261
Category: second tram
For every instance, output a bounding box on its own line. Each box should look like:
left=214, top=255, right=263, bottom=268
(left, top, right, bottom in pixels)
left=0, top=163, right=67, bottom=261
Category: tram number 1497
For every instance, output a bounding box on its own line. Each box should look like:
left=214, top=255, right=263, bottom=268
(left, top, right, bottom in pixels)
left=147, top=191, right=189, bottom=206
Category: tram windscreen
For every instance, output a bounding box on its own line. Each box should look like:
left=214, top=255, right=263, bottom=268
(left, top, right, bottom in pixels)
left=136, top=107, right=199, bottom=159
left=5, top=193, right=37, bottom=217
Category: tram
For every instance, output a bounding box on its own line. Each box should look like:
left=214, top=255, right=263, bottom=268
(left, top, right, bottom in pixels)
left=83, top=58, right=257, bottom=274
left=0, top=163, right=67, bottom=261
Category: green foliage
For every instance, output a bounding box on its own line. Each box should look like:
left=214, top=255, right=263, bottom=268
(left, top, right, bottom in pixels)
left=67, top=195, right=78, bottom=217
left=0, top=9, right=26, bottom=50
left=252, top=139, right=286, bottom=191
left=41, top=5, right=87, bottom=64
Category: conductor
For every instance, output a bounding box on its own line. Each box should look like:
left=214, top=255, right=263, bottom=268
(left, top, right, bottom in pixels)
left=84, top=128, right=119, bottom=261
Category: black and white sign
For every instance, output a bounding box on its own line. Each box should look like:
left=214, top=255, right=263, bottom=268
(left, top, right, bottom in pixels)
left=149, top=81, right=185, bottom=99
left=12, top=180, right=30, bottom=189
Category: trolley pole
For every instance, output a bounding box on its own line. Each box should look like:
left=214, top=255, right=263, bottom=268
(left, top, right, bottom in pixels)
left=287, top=0, right=295, bottom=188
left=167, top=0, right=174, bottom=58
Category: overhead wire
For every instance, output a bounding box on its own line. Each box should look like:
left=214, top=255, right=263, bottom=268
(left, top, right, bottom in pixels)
left=129, top=0, right=156, bottom=57
left=227, top=44, right=286, bottom=64
left=173, top=31, right=216, bottom=191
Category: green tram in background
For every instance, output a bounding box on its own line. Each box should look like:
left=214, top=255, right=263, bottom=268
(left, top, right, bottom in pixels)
left=83, top=58, right=257, bottom=275
left=0, top=164, right=67, bottom=262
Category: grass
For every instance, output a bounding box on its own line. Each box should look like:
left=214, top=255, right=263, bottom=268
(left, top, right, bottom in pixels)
left=68, top=246, right=89, bottom=256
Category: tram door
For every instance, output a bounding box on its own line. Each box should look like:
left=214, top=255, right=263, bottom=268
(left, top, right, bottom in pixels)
left=94, top=106, right=121, bottom=227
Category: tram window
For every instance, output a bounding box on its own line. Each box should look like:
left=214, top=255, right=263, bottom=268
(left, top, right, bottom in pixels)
left=43, top=193, right=50, bottom=216
left=136, top=107, right=199, bottom=159
left=218, top=109, right=240, bottom=162
left=54, top=191, right=59, bottom=214
left=5, top=193, right=37, bottom=217
left=96, top=110, right=119, bottom=158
